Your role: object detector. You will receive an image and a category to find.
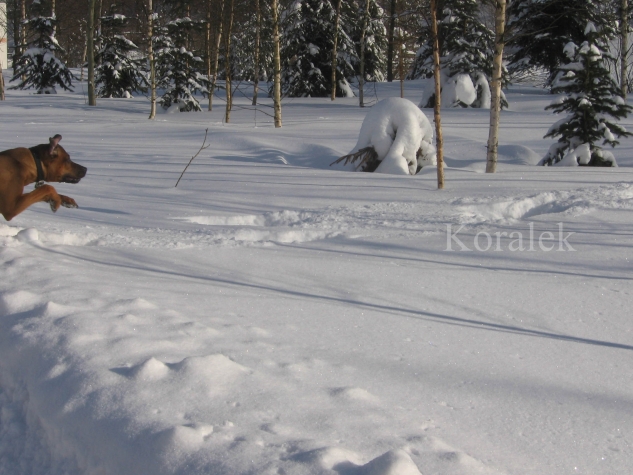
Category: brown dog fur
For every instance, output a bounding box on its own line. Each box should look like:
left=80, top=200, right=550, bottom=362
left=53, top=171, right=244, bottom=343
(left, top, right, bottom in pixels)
left=0, top=135, right=87, bottom=221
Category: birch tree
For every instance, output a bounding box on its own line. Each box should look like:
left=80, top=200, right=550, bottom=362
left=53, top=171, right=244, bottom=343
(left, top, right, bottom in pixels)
left=148, top=0, right=156, bottom=119
left=485, top=0, right=506, bottom=174
left=430, top=0, right=444, bottom=188
left=0, top=2, right=5, bottom=100
left=621, top=0, right=629, bottom=97
left=358, top=0, right=370, bottom=107
left=87, top=0, right=96, bottom=105
left=224, top=0, right=234, bottom=122
left=271, top=0, right=282, bottom=127
left=330, top=0, right=342, bottom=100
left=208, top=0, right=224, bottom=111
left=386, top=0, right=396, bottom=82
left=252, top=0, right=262, bottom=105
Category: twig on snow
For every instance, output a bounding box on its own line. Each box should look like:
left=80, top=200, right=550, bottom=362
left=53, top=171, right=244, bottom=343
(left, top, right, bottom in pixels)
left=175, top=128, right=211, bottom=187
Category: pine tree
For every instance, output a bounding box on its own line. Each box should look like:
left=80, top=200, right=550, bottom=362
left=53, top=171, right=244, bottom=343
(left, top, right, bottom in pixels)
left=409, top=0, right=495, bottom=108
left=10, top=0, right=74, bottom=94
left=95, top=13, right=148, bottom=98
left=507, top=0, right=589, bottom=86
left=541, top=21, right=632, bottom=166
left=280, top=0, right=356, bottom=97
left=350, top=0, right=387, bottom=82
left=232, top=1, right=274, bottom=82
left=154, top=17, right=208, bottom=112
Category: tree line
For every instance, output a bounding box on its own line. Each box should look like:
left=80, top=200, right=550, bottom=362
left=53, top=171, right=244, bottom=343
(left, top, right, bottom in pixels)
left=1, top=0, right=632, bottom=174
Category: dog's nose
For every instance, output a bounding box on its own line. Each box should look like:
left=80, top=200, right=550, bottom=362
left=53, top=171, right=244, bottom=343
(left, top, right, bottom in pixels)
left=77, top=165, right=87, bottom=178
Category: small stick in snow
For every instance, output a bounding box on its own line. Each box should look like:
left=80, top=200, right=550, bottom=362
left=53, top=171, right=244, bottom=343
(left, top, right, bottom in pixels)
left=175, top=129, right=211, bottom=187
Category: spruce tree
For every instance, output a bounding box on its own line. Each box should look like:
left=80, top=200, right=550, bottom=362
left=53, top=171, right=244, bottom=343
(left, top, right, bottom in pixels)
left=541, top=21, right=632, bottom=166
left=95, top=13, right=148, bottom=98
left=280, top=0, right=356, bottom=97
left=507, top=0, right=589, bottom=86
left=10, top=0, right=74, bottom=94
left=350, top=0, right=387, bottom=82
left=154, top=17, right=208, bottom=111
left=232, top=1, right=274, bottom=82
left=409, top=0, right=495, bottom=108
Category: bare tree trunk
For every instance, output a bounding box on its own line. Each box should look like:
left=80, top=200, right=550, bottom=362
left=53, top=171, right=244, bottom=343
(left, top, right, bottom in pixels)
left=210, top=0, right=225, bottom=111
left=386, top=0, right=396, bottom=82
left=430, top=0, right=444, bottom=189
left=271, top=0, right=282, bottom=128
left=224, top=0, right=234, bottom=123
left=330, top=0, right=342, bottom=100
left=252, top=0, right=261, bottom=105
left=0, top=62, right=5, bottom=101
left=358, top=0, right=370, bottom=107
left=87, top=0, right=96, bottom=106
left=51, top=0, right=56, bottom=34
left=206, top=0, right=212, bottom=106
left=399, top=41, right=405, bottom=98
left=621, top=0, right=629, bottom=97
left=147, top=0, right=156, bottom=119
left=80, top=20, right=87, bottom=81
left=485, top=0, right=506, bottom=174
left=11, top=0, right=20, bottom=67
left=19, top=0, right=25, bottom=81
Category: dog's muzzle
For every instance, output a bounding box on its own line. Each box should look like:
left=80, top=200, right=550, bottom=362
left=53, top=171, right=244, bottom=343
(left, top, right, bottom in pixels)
left=62, top=164, right=87, bottom=183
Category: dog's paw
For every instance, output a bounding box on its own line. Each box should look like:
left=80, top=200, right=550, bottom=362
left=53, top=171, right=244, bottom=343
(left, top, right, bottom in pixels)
left=47, top=200, right=58, bottom=212
left=60, top=196, right=78, bottom=209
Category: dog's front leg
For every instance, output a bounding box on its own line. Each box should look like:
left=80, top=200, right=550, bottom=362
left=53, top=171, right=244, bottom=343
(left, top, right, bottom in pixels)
left=9, top=184, right=67, bottom=218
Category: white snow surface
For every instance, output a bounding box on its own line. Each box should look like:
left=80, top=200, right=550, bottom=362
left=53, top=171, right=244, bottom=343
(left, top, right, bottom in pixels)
left=1, top=75, right=633, bottom=475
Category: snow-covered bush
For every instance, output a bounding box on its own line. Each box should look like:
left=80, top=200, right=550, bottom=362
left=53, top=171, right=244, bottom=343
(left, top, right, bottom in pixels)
left=540, top=21, right=632, bottom=167
left=334, top=97, right=436, bottom=175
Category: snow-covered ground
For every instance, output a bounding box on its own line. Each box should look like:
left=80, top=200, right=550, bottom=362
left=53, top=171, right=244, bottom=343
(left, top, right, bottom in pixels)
left=1, top=73, right=632, bottom=475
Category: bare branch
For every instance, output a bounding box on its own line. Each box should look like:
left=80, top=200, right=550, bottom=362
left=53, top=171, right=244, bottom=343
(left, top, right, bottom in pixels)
left=175, top=129, right=211, bottom=187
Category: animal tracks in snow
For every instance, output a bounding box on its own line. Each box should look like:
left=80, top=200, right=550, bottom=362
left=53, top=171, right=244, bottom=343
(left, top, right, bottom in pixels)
left=455, top=183, right=633, bottom=224
left=3, top=183, right=630, bottom=251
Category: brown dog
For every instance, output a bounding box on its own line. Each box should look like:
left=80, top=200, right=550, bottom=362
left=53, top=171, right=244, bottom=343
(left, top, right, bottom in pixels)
left=0, top=135, right=87, bottom=221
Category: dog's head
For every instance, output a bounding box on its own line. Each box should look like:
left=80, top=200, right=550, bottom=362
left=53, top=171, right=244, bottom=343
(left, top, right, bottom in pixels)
left=42, top=135, right=87, bottom=184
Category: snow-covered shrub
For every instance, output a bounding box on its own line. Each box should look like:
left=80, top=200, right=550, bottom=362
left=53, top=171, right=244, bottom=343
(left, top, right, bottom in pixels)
left=540, top=21, right=632, bottom=167
left=335, top=98, right=436, bottom=175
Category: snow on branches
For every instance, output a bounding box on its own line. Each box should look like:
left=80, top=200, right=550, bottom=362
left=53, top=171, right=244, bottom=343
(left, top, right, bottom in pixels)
left=541, top=21, right=632, bottom=167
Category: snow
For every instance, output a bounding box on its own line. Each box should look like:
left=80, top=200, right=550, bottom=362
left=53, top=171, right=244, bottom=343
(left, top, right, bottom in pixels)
left=442, top=73, right=477, bottom=108
left=1, top=73, right=633, bottom=475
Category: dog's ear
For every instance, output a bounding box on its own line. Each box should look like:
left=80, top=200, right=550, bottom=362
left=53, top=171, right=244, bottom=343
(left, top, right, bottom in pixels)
left=49, top=135, right=62, bottom=155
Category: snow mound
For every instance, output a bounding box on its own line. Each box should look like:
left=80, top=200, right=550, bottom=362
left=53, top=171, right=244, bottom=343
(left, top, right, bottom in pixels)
left=496, top=145, right=542, bottom=166
left=0, top=290, right=42, bottom=316
left=128, top=357, right=170, bottom=381
left=329, top=386, right=380, bottom=404
left=356, top=449, right=422, bottom=475
left=340, top=98, right=436, bottom=175
left=16, top=228, right=39, bottom=242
